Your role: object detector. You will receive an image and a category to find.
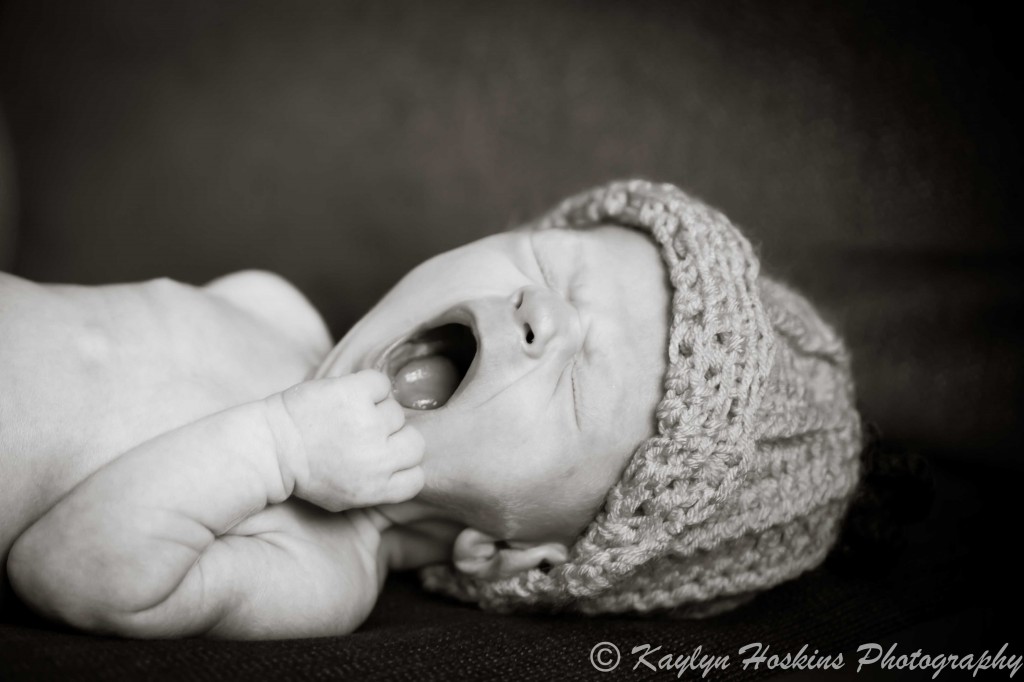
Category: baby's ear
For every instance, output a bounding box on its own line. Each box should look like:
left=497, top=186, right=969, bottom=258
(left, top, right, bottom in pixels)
left=453, top=528, right=568, bottom=579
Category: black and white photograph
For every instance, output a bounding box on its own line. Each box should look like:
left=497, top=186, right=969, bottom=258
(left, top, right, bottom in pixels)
left=0, top=1, right=1020, bottom=679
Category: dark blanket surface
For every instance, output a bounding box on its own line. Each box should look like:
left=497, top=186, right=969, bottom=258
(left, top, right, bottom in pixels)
left=0, top=458, right=1012, bottom=681
left=1, top=0, right=1021, bottom=462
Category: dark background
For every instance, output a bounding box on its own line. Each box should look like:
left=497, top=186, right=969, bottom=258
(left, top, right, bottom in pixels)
left=0, top=1, right=1021, bottom=679
left=1, top=0, right=1020, bottom=466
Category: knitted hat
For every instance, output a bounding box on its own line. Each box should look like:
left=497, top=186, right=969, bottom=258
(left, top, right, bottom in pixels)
left=420, top=179, right=863, bottom=616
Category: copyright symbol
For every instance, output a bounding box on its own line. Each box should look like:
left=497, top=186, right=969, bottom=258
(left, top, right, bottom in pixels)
left=590, top=641, right=620, bottom=672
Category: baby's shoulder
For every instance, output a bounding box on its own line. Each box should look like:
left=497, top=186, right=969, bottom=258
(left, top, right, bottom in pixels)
left=0, top=270, right=45, bottom=312
left=204, top=270, right=333, bottom=359
left=0, top=272, right=65, bottom=351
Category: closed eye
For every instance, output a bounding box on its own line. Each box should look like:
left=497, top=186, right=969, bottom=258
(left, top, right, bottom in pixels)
left=570, top=357, right=582, bottom=431
left=531, top=231, right=586, bottom=429
left=556, top=357, right=582, bottom=432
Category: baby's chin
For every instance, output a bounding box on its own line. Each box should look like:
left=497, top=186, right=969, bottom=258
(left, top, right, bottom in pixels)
left=424, top=474, right=599, bottom=545
left=501, top=505, right=596, bottom=546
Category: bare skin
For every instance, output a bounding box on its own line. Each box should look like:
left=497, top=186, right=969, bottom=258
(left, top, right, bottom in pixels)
left=2, top=225, right=670, bottom=639
left=2, top=271, right=426, bottom=637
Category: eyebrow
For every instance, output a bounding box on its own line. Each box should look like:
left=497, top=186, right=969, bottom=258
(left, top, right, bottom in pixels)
left=566, top=236, right=587, bottom=304
left=528, top=231, right=554, bottom=288
left=532, top=231, right=586, bottom=300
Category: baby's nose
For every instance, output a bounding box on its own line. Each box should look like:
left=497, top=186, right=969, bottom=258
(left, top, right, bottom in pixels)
left=511, top=285, right=580, bottom=360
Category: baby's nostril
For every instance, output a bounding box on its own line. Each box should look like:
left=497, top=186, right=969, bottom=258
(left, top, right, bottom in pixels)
left=514, top=290, right=524, bottom=310
left=524, top=324, right=534, bottom=344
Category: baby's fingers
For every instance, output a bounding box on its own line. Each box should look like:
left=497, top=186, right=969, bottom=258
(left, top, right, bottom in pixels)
left=348, top=368, right=392, bottom=404
left=387, top=425, right=425, bottom=471
left=381, top=466, right=425, bottom=504
left=377, top=397, right=406, bottom=435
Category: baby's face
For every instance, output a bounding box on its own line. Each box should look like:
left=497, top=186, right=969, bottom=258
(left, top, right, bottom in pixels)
left=317, top=225, right=669, bottom=543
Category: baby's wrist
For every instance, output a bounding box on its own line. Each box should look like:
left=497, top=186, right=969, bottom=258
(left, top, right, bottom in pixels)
left=261, top=392, right=311, bottom=502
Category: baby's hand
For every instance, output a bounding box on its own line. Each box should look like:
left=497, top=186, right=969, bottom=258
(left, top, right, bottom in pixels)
left=265, top=370, right=425, bottom=512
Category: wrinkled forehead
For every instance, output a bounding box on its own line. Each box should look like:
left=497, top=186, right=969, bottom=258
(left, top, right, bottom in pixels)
left=521, top=219, right=664, bottom=268
left=531, top=222, right=671, bottom=346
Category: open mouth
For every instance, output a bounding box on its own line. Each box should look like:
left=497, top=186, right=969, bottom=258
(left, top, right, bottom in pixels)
left=378, top=319, right=478, bottom=411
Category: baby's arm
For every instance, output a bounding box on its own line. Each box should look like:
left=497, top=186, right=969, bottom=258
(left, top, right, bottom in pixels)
left=8, top=370, right=423, bottom=639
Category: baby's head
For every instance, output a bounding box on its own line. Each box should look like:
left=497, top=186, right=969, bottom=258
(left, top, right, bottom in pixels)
left=318, top=180, right=863, bottom=616
left=318, top=205, right=670, bottom=544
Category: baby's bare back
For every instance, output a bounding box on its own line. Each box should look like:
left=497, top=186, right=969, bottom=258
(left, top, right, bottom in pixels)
left=0, top=271, right=330, bottom=589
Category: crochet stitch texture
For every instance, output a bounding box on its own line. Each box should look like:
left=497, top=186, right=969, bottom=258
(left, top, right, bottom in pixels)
left=421, top=179, right=863, bottom=615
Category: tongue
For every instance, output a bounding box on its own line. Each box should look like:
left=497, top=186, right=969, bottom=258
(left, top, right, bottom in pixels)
left=392, top=355, right=461, bottom=410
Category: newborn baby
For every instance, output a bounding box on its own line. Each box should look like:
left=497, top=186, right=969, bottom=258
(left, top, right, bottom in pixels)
left=2, top=180, right=864, bottom=638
